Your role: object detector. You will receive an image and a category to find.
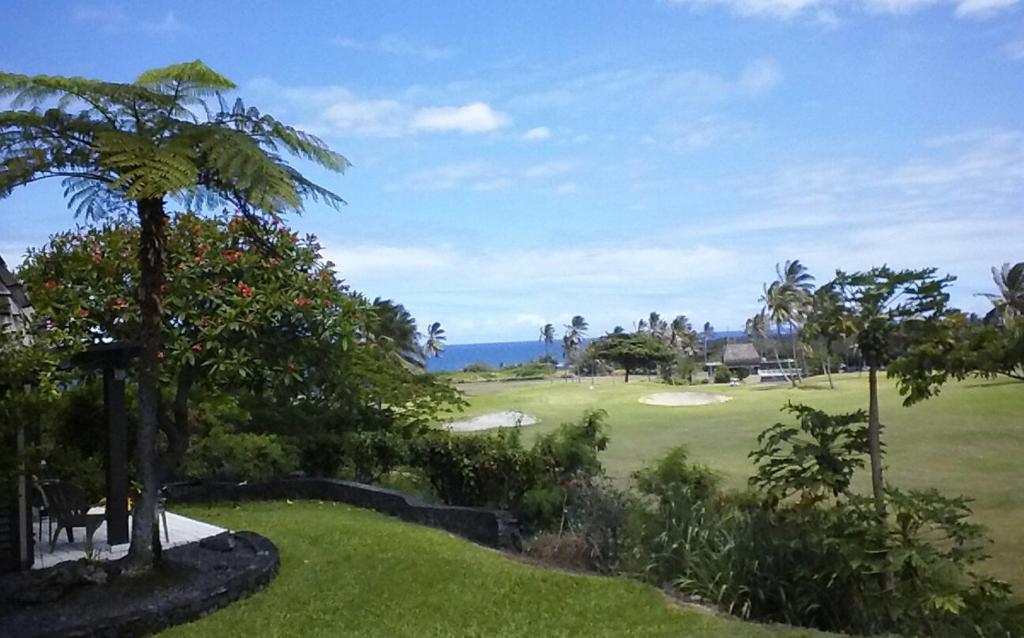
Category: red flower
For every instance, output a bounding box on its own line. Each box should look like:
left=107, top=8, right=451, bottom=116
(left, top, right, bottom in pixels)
left=322, top=299, right=332, bottom=308
left=191, top=343, right=203, bottom=352
left=561, top=481, right=574, bottom=490
left=44, top=280, right=56, bottom=290
left=223, top=249, right=243, bottom=263
left=238, top=282, right=254, bottom=298
left=91, top=254, right=102, bottom=264
left=77, top=308, right=89, bottom=318
left=156, top=351, right=165, bottom=360
left=287, top=363, right=297, bottom=371
left=193, top=255, right=204, bottom=265
left=293, top=297, right=311, bottom=307
left=112, top=299, right=129, bottom=310
left=192, top=223, right=202, bottom=234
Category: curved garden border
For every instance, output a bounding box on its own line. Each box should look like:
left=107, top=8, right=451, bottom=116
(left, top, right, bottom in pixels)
left=165, top=478, right=522, bottom=550
left=0, top=531, right=279, bottom=638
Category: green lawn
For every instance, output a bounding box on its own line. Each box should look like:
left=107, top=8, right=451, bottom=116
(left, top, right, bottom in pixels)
left=161, top=501, right=820, bottom=638
left=454, top=373, right=1024, bottom=590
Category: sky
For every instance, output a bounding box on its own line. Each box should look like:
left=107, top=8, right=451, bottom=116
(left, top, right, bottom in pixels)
left=1, top=1, right=1022, bottom=343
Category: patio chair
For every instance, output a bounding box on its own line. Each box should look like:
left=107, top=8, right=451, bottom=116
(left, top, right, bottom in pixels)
left=38, top=481, right=106, bottom=552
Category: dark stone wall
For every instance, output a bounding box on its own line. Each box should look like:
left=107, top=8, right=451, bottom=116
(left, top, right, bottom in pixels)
left=165, top=478, right=522, bottom=550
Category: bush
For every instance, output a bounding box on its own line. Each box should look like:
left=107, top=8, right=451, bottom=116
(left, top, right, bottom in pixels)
left=462, top=362, right=492, bottom=373
left=183, top=427, right=297, bottom=482
left=411, top=410, right=610, bottom=531
left=713, top=365, right=732, bottom=384
left=630, top=404, right=1024, bottom=636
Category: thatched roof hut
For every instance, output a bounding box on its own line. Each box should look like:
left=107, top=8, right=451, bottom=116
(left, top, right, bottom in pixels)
left=722, top=342, right=761, bottom=368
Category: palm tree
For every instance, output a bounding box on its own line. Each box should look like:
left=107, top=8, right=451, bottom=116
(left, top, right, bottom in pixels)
left=0, top=61, right=348, bottom=571
left=562, top=315, right=588, bottom=371
left=702, top=321, right=715, bottom=366
left=369, top=297, right=425, bottom=369
left=759, top=281, right=797, bottom=386
left=539, top=323, right=555, bottom=356
left=775, top=259, right=815, bottom=370
left=648, top=311, right=667, bottom=340
left=979, top=262, right=1024, bottom=325
left=669, top=315, right=698, bottom=355
left=424, top=321, right=446, bottom=359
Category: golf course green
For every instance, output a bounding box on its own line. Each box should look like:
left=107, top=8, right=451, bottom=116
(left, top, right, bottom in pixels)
left=453, top=373, right=1024, bottom=590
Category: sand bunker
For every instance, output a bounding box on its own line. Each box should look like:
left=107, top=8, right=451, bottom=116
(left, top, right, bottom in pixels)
left=639, top=392, right=733, bottom=406
left=447, top=411, right=538, bottom=432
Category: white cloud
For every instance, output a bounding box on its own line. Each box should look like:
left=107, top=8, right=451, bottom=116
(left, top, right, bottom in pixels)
left=410, top=102, right=510, bottom=133
left=522, top=160, right=574, bottom=179
left=71, top=5, right=184, bottom=33
left=333, top=34, right=454, bottom=60
left=665, top=0, right=833, bottom=18
left=522, top=126, right=552, bottom=141
left=245, top=79, right=507, bottom=138
left=401, top=161, right=493, bottom=191
left=667, top=115, right=753, bottom=149
left=954, top=0, right=1019, bottom=16
left=1002, top=40, right=1024, bottom=60
left=666, top=0, right=1018, bottom=19
left=554, top=182, right=579, bottom=195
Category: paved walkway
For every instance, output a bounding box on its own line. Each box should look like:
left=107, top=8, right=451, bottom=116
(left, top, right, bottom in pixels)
left=31, top=511, right=226, bottom=569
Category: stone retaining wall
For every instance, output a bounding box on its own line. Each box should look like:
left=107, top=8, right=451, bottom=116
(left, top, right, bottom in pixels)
left=164, top=478, right=522, bottom=550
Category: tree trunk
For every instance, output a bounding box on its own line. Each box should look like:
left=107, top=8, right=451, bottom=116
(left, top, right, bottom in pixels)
left=774, top=323, right=795, bottom=386
left=867, top=366, right=885, bottom=512
left=123, top=197, right=167, bottom=573
left=789, top=320, right=802, bottom=382
left=824, top=340, right=835, bottom=389
left=624, top=368, right=630, bottom=383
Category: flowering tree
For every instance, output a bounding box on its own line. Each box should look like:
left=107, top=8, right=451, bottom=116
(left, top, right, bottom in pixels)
left=20, top=213, right=361, bottom=480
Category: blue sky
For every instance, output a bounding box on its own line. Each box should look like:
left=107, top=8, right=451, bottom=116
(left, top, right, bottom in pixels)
left=2, top=1, right=1023, bottom=343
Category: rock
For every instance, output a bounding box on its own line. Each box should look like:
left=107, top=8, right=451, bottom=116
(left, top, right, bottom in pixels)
left=199, top=533, right=236, bottom=553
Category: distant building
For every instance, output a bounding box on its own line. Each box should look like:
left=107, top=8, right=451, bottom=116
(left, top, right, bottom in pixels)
left=722, top=342, right=761, bottom=371
left=0, top=255, right=33, bottom=338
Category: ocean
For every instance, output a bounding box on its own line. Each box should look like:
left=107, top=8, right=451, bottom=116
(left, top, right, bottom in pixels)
left=426, top=332, right=746, bottom=372
left=425, top=340, right=567, bottom=372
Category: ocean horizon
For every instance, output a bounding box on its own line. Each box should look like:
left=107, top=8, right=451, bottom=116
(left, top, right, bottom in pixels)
left=426, top=332, right=746, bottom=372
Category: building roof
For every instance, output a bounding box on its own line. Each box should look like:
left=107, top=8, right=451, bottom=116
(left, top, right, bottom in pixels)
left=0, top=256, right=31, bottom=310
left=723, top=342, right=761, bottom=366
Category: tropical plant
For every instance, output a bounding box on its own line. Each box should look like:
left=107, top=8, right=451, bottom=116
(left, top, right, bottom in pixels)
left=759, top=260, right=815, bottom=385
left=702, top=321, right=715, bottom=365
left=587, top=331, right=675, bottom=382
left=978, top=261, right=1024, bottom=326
left=829, top=266, right=956, bottom=510
left=539, top=322, right=555, bottom=357
left=0, top=61, right=348, bottom=570
left=561, top=315, right=588, bottom=368
left=423, top=321, right=446, bottom=358
left=801, top=286, right=853, bottom=389
left=367, top=297, right=425, bottom=369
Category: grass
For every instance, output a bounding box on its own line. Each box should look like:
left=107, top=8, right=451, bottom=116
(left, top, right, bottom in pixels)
left=160, top=501, right=821, bottom=637
left=453, top=372, right=1024, bottom=590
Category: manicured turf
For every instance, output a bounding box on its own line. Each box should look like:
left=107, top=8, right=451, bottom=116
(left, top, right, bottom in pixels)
left=456, top=373, right=1024, bottom=590
left=161, top=502, right=820, bottom=637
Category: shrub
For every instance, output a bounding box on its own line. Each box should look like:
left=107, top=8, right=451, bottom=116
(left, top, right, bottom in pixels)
left=630, top=403, right=1024, bottom=636
left=183, top=427, right=297, bottom=482
left=462, top=362, right=492, bottom=373
left=411, top=410, right=610, bottom=531
left=713, top=365, right=732, bottom=383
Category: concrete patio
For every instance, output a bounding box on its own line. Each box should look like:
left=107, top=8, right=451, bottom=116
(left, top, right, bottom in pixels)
left=32, top=511, right=226, bottom=569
